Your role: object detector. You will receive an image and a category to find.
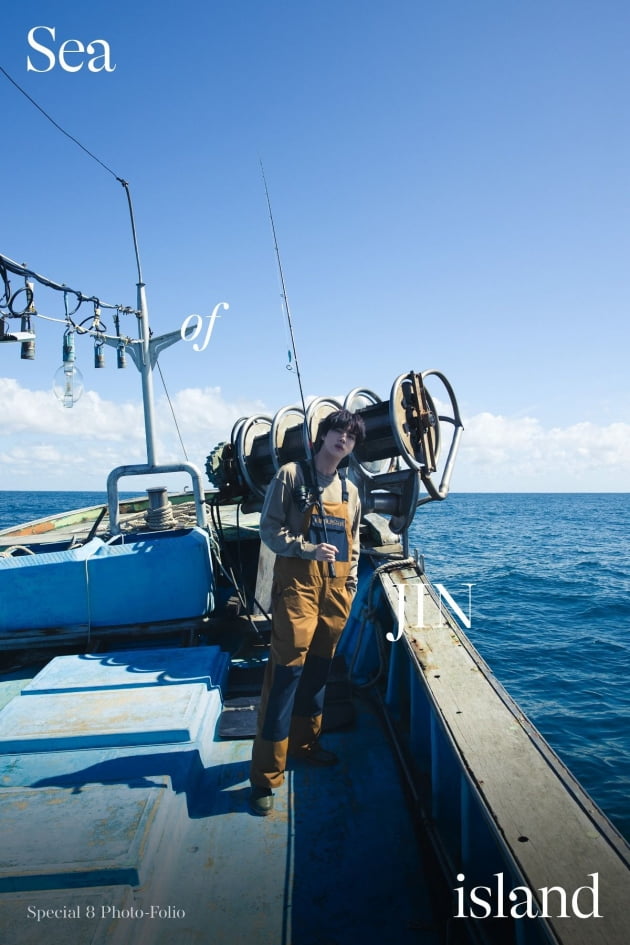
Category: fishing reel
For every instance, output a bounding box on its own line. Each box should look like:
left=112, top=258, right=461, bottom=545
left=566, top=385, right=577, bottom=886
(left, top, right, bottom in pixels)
left=206, top=370, right=463, bottom=534
left=292, top=483, right=320, bottom=513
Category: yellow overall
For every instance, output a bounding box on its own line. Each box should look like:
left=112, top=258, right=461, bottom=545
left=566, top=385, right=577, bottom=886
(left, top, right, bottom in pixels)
left=250, top=487, right=354, bottom=789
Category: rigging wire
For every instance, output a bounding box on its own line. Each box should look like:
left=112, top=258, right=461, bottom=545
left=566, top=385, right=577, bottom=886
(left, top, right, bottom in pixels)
left=0, top=65, right=122, bottom=183
left=0, top=66, right=142, bottom=288
left=1, top=65, right=188, bottom=458
left=156, top=361, right=189, bottom=460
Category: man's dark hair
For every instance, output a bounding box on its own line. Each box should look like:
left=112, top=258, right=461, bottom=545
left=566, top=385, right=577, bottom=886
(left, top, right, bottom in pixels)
left=317, top=408, right=366, bottom=448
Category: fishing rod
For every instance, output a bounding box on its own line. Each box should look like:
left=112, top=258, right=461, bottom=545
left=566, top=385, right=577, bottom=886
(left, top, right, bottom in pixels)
left=260, top=161, right=336, bottom=577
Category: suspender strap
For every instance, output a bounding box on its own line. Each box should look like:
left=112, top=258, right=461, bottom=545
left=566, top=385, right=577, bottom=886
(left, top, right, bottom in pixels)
left=299, top=460, right=314, bottom=490
left=338, top=467, right=349, bottom=503
left=299, top=460, right=349, bottom=503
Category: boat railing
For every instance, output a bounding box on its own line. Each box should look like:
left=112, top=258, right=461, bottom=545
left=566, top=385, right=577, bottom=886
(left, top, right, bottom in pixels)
left=107, top=462, right=208, bottom=534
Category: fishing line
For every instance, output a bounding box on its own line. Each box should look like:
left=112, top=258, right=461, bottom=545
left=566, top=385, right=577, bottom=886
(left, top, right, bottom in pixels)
left=259, top=160, right=336, bottom=577
left=259, top=161, right=310, bottom=424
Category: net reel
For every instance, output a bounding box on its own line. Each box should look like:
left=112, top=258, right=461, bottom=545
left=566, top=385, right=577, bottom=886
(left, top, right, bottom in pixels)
left=218, top=369, right=463, bottom=534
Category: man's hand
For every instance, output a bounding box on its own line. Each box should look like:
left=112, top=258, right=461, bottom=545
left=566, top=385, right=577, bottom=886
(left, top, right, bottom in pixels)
left=315, top=543, right=338, bottom=563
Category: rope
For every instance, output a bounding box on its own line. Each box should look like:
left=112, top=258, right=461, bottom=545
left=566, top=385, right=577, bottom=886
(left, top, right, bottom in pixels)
left=146, top=501, right=176, bottom=530
left=347, top=557, right=417, bottom=688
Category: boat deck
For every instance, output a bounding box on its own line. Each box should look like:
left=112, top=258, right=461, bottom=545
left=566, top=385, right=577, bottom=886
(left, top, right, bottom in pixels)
left=0, top=493, right=259, bottom=550
left=0, top=644, right=444, bottom=945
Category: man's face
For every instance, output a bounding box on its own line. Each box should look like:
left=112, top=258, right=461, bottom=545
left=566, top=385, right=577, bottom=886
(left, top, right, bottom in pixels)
left=322, top=426, right=356, bottom=462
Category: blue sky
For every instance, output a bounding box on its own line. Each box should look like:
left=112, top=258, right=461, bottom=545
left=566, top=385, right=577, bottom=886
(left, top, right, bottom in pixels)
left=1, top=0, right=629, bottom=492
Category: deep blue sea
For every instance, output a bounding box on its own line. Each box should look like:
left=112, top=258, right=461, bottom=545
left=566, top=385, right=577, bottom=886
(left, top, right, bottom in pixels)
left=408, top=493, right=630, bottom=842
left=1, top=491, right=628, bottom=841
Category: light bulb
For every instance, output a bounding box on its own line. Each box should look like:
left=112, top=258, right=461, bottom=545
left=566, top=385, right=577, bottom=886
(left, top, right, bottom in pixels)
left=53, top=363, right=84, bottom=408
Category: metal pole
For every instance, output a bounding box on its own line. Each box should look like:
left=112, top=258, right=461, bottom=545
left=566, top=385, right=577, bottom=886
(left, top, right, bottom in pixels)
left=137, top=280, right=158, bottom=467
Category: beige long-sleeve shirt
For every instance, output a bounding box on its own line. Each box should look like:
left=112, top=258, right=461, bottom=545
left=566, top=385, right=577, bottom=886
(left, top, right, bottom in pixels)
left=259, top=461, right=361, bottom=592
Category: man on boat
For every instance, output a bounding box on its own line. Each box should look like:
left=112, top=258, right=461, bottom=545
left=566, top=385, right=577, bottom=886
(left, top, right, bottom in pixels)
left=249, top=408, right=365, bottom=815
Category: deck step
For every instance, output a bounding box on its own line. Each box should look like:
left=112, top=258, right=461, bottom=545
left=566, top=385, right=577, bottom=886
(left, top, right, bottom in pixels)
left=0, top=647, right=228, bottom=900
left=0, top=683, right=215, bottom=753
left=0, top=646, right=229, bottom=754
left=0, top=778, right=172, bottom=892
left=21, top=645, right=230, bottom=695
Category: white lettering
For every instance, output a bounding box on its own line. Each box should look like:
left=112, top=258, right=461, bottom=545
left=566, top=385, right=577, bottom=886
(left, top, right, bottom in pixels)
left=509, top=886, right=538, bottom=919
left=493, top=871, right=506, bottom=918
left=391, top=580, right=473, bottom=641
left=572, top=873, right=601, bottom=919
left=390, top=582, right=425, bottom=642
left=26, top=26, right=116, bottom=73
left=388, top=583, right=406, bottom=642
left=59, top=38, right=85, bottom=73
left=86, top=40, right=116, bottom=73
left=180, top=302, right=228, bottom=352
left=26, top=905, right=82, bottom=920
left=468, top=886, right=492, bottom=920
left=27, top=26, right=56, bottom=72
left=539, top=885, right=569, bottom=918
left=435, top=582, right=473, bottom=629
left=454, top=872, right=601, bottom=919
left=454, top=873, right=467, bottom=918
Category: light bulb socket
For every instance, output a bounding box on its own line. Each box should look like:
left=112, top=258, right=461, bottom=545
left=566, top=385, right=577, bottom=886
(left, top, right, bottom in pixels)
left=20, top=315, right=35, bottom=359
left=62, top=330, right=76, bottom=364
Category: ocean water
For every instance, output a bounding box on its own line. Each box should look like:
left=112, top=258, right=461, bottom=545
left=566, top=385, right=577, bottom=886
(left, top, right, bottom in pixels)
left=409, top=493, right=630, bottom=842
left=1, top=490, right=628, bottom=841
left=0, top=491, right=115, bottom=530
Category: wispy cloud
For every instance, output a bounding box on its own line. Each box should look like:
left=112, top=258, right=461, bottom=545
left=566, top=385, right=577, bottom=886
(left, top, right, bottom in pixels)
left=0, top=379, right=265, bottom=490
left=1, top=378, right=628, bottom=492
left=459, top=412, right=630, bottom=491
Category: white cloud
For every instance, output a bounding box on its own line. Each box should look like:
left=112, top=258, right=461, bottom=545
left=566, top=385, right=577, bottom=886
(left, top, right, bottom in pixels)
left=1, top=377, right=143, bottom=441
left=1, top=377, right=628, bottom=492
left=458, top=413, right=630, bottom=491
left=0, top=378, right=266, bottom=491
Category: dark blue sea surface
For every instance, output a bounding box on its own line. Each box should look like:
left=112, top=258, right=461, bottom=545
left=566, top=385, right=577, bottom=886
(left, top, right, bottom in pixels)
left=1, top=491, right=628, bottom=841
left=409, top=493, right=630, bottom=841
left=0, top=491, right=116, bottom=530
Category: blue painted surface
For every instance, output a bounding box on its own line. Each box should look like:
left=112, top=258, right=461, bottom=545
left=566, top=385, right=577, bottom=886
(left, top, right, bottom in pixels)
left=0, top=641, right=444, bottom=945
left=0, top=527, right=215, bottom=632
left=0, top=683, right=215, bottom=753
left=0, top=646, right=227, bottom=905
left=88, top=528, right=214, bottom=626
left=0, top=778, right=172, bottom=892
left=0, top=537, right=101, bottom=631
left=22, top=646, right=229, bottom=695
